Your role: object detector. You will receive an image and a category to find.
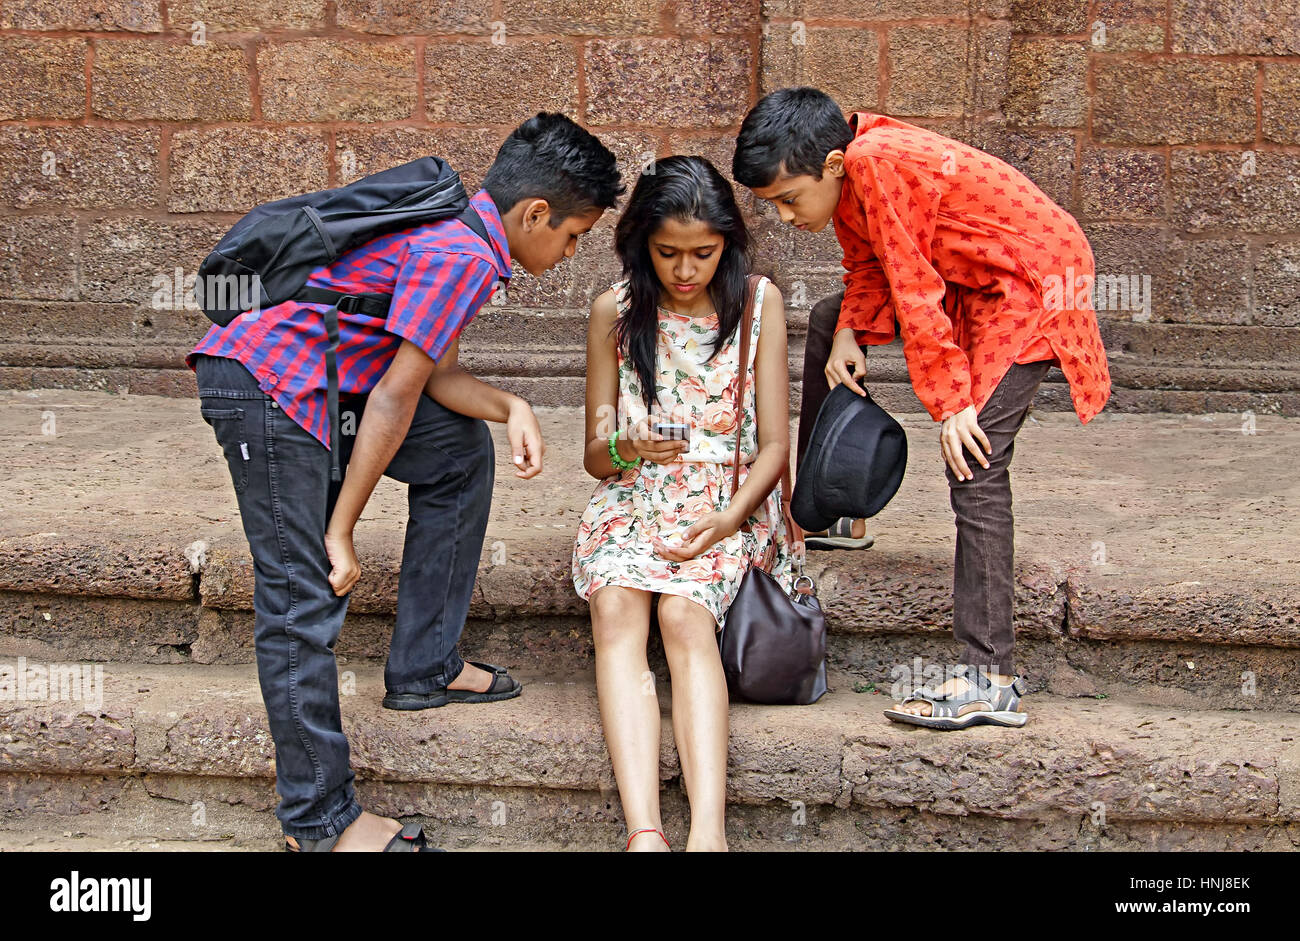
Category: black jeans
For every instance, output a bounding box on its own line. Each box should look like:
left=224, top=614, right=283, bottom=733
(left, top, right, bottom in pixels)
left=195, top=354, right=494, bottom=839
left=797, top=294, right=1049, bottom=675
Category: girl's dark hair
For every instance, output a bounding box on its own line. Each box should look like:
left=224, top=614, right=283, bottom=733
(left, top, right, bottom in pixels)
left=483, top=112, right=625, bottom=222
left=613, top=155, right=752, bottom=411
left=733, top=87, right=853, bottom=188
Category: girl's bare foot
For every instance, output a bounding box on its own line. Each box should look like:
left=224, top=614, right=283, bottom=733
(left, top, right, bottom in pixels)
left=626, top=828, right=671, bottom=852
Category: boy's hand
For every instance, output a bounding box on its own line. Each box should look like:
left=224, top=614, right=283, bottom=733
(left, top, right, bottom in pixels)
left=826, top=327, right=867, bottom=396
left=507, top=399, right=545, bottom=479
left=324, top=527, right=360, bottom=597
left=940, top=405, right=991, bottom=481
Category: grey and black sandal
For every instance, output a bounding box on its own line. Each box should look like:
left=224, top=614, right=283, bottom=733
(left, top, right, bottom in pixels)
left=884, top=665, right=1028, bottom=730
left=285, top=822, right=440, bottom=852
left=805, top=517, right=874, bottom=551
left=382, top=661, right=522, bottom=711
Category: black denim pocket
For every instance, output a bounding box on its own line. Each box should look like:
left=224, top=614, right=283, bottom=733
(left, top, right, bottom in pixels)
left=201, top=404, right=250, bottom=495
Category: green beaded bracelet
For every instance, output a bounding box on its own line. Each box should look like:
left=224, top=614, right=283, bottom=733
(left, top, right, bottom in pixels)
left=608, top=429, right=641, bottom=471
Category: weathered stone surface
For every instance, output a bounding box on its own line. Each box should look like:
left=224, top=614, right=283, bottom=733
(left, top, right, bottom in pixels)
left=1067, top=578, right=1300, bottom=649
left=335, top=127, right=503, bottom=190
left=1079, top=148, right=1166, bottom=221
left=81, top=217, right=229, bottom=305
left=585, top=39, right=751, bottom=127
left=973, top=21, right=1012, bottom=114
left=1008, top=0, right=1089, bottom=33
left=169, top=0, right=327, bottom=31
left=501, top=0, right=659, bottom=34
left=670, top=0, right=761, bottom=34
left=1089, top=0, right=1167, bottom=53
left=1080, top=222, right=1178, bottom=321
left=1093, top=60, right=1257, bottom=144
left=983, top=129, right=1077, bottom=210
left=92, top=39, right=249, bottom=121
left=0, top=0, right=162, bottom=31
left=0, top=217, right=79, bottom=301
left=1171, top=0, right=1300, bottom=54
left=887, top=26, right=971, bottom=117
left=764, top=0, right=970, bottom=16
left=1263, top=64, right=1300, bottom=146
left=257, top=40, right=416, bottom=123
left=1254, top=243, right=1300, bottom=328
left=1168, top=239, right=1252, bottom=325
left=761, top=26, right=879, bottom=111
left=425, top=40, right=578, bottom=124
left=0, top=38, right=86, bottom=121
left=168, top=128, right=328, bottom=213
left=0, top=128, right=159, bottom=210
left=336, top=0, right=489, bottom=33
left=0, top=537, right=195, bottom=601
left=4, top=661, right=1299, bottom=827
left=1170, top=151, right=1300, bottom=235
left=0, top=707, right=135, bottom=774
left=1004, top=38, right=1088, bottom=127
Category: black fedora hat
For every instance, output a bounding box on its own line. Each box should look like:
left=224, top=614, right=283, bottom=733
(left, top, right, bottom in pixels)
left=792, top=382, right=908, bottom=533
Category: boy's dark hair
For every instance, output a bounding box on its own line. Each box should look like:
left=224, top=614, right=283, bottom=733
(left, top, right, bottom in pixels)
left=613, top=155, right=752, bottom=411
left=483, top=112, right=625, bottom=224
left=732, top=87, right=853, bottom=188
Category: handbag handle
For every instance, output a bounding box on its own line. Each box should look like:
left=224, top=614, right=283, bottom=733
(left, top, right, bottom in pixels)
left=728, top=275, right=805, bottom=570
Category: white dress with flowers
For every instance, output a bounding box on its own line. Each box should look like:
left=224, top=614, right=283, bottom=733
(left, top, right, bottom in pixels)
left=572, top=276, right=792, bottom=628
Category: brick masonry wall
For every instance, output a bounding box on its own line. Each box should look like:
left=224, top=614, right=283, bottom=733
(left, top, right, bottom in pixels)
left=0, top=0, right=1297, bottom=411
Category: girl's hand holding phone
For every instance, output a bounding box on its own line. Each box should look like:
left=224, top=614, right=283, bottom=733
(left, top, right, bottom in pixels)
left=629, top=417, right=688, bottom=464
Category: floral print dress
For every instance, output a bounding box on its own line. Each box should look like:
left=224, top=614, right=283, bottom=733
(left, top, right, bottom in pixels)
left=572, top=276, right=793, bottom=628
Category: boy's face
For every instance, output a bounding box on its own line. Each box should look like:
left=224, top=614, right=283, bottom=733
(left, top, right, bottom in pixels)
left=748, top=151, right=846, bottom=233
left=504, top=199, right=605, bottom=277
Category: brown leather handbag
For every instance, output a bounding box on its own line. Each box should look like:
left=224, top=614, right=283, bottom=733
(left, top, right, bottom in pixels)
left=717, top=275, right=828, bottom=705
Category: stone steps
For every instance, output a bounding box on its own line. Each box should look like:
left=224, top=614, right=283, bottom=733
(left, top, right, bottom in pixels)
left=0, top=393, right=1297, bottom=710
left=3, top=661, right=1299, bottom=851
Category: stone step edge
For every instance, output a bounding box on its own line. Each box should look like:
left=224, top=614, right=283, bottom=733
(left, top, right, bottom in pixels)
left=3, top=662, right=1299, bottom=826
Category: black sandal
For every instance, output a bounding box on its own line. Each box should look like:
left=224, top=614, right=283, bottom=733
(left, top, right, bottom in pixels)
left=382, top=661, right=522, bottom=711
left=285, top=822, right=440, bottom=852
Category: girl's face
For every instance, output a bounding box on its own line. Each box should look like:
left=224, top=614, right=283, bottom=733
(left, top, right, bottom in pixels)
left=648, top=217, right=726, bottom=304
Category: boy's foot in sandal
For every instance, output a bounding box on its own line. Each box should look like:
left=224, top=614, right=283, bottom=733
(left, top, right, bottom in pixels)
left=884, top=665, right=1028, bottom=730
left=805, top=517, right=874, bottom=551
left=284, top=811, right=442, bottom=852
left=382, top=660, right=522, bottom=711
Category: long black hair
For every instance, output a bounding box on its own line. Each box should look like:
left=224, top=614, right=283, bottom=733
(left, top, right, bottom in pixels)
left=612, top=155, right=752, bottom=411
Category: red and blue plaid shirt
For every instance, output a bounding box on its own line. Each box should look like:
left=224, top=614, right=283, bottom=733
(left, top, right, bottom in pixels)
left=187, top=188, right=511, bottom=449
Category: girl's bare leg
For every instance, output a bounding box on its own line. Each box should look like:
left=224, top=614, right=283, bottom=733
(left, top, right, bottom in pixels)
left=590, top=586, right=668, bottom=852
left=657, top=593, right=729, bottom=852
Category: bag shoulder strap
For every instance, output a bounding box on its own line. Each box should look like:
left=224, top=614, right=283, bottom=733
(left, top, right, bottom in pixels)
left=727, top=276, right=804, bottom=561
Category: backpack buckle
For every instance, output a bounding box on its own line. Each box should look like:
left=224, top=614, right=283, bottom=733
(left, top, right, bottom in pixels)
left=335, top=294, right=363, bottom=314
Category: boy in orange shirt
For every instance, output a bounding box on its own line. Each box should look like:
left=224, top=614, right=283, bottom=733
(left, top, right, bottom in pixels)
left=734, top=87, right=1110, bottom=730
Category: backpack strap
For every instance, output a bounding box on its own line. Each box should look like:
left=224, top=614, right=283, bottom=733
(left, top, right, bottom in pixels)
left=294, top=203, right=496, bottom=483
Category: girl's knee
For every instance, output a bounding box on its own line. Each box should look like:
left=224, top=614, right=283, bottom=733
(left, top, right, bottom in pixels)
left=657, top=595, right=717, bottom=649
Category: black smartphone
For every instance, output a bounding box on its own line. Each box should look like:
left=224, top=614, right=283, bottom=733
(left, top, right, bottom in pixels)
left=652, top=421, right=690, bottom=443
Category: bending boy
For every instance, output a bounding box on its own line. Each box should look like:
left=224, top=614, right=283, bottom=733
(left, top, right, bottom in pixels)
left=188, top=113, right=623, bottom=849
left=734, top=88, right=1110, bottom=730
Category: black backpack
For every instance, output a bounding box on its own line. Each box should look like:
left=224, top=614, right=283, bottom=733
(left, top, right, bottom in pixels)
left=195, top=156, right=492, bottom=480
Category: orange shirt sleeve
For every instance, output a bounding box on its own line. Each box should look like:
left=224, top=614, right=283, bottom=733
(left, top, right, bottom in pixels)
left=845, top=153, right=972, bottom=421
left=835, top=246, right=896, bottom=346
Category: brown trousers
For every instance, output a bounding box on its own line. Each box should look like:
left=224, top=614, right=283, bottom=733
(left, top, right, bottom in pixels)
left=797, top=294, right=1049, bottom=674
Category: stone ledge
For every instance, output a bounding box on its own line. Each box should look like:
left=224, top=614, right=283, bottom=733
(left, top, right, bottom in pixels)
left=3, top=662, right=1299, bottom=826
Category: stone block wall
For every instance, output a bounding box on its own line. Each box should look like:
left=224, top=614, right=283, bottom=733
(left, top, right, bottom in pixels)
left=0, top=0, right=1296, bottom=410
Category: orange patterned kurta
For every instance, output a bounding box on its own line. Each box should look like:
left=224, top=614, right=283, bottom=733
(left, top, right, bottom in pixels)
left=833, top=111, right=1111, bottom=423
